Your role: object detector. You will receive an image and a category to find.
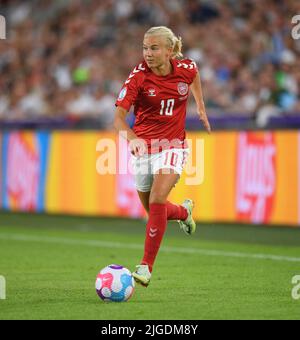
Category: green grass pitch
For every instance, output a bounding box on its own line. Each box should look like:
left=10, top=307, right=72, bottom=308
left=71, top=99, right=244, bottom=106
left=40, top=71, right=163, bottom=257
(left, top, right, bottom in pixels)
left=0, top=211, right=299, bottom=320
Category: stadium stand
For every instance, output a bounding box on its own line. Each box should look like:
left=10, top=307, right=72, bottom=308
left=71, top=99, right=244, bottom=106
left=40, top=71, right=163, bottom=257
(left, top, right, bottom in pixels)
left=0, top=0, right=299, bottom=129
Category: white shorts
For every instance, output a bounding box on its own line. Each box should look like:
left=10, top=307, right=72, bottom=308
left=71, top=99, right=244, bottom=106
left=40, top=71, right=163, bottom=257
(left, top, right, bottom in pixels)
left=130, top=148, right=189, bottom=192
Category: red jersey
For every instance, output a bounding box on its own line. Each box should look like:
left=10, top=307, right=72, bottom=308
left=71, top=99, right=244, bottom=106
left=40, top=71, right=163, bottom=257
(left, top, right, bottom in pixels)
left=115, top=58, right=198, bottom=153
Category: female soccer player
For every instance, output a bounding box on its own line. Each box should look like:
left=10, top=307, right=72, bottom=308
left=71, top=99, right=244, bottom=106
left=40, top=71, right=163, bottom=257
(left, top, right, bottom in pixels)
left=114, top=26, right=211, bottom=287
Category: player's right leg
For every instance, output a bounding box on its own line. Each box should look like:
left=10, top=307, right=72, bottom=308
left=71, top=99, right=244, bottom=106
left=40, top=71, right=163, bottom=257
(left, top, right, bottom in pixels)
left=132, top=264, right=152, bottom=287
left=133, top=170, right=179, bottom=287
left=137, top=190, right=150, bottom=214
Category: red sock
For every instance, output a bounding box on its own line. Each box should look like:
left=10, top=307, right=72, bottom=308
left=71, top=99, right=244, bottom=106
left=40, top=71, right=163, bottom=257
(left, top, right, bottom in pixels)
left=141, top=203, right=167, bottom=272
left=166, top=201, right=188, bottom=221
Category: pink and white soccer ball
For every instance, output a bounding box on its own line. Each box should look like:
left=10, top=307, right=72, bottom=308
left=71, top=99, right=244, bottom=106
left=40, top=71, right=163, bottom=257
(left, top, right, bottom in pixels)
left=95, top=264, right=135, bottom=302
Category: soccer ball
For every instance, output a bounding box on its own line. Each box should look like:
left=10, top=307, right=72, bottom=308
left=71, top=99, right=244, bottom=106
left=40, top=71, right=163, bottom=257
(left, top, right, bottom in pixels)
left=95, top=264, right=135, bottom=302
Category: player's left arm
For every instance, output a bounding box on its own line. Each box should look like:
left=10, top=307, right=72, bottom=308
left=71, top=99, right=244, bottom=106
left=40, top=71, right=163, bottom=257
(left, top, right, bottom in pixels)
left=190, top=72, right=211, bottom=133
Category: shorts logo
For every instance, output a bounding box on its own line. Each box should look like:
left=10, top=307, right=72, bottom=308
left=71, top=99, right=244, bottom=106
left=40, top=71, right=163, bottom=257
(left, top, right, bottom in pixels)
left=118, top=87, right=127, bottom=101
left=177, top=82, right=188, bottom=95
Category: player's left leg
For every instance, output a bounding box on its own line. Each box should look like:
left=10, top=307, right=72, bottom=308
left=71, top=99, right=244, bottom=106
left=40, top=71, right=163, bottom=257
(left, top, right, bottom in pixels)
left=137, top=189, right=189, bottom=222
left=154, top=148, right=195, bottom=232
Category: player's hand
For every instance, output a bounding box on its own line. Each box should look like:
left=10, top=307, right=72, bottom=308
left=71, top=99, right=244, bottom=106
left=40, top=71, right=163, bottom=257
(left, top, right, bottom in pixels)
left=198, top=111, right=211, bottom=134
left=129, top=138, right=147, bottom=157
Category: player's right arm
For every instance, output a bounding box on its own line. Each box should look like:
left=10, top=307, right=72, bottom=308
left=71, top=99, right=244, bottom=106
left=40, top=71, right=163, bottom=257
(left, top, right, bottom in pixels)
left=114, top=63, right=148, bottom=156
left=114, top=102, right=147, bottom=157
left=114, top=106, right=137, bottom=142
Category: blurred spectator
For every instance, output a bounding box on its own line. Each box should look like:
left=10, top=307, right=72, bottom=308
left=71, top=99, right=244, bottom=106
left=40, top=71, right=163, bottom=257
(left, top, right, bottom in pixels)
left=0, top=0, right=299, bottom=128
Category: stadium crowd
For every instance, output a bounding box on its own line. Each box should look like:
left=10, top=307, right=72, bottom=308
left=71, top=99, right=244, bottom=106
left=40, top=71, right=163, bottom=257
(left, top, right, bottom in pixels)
left=0, top=0, right=299, bottom=128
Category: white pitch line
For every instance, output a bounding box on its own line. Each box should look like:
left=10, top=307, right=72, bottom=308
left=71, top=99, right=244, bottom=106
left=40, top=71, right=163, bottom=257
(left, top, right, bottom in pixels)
left=0, top=233, right=300, bottom=263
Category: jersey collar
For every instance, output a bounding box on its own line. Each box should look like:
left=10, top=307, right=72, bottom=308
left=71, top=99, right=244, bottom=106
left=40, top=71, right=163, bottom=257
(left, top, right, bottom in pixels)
left=143, top=58, right=177, bottom=76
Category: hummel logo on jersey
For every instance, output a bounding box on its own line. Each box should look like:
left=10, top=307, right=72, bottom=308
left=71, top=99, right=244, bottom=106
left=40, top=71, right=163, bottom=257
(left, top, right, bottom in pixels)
left=125, top=63, right=145, bottom=84
left=148, top=88, right=156, bottom=96
left=149, top=227, right=158, bottom=238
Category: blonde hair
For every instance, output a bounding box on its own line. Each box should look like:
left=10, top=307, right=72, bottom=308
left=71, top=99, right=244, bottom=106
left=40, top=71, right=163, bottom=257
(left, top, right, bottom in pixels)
left=144, top=26, right=183, bottom=59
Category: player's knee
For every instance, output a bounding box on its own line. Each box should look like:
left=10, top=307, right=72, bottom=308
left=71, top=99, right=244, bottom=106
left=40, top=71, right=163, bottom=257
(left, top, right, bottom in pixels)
left=149, top=192, right=167, bottom=205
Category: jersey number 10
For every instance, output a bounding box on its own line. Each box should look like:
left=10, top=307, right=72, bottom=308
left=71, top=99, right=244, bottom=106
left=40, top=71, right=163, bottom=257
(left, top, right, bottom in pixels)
left=160, top=99, right=175, bottom=116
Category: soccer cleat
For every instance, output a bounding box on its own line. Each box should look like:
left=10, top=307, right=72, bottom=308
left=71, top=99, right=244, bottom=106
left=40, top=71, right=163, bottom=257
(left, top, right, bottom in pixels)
left=178, top=199, right=196, bottom=235
left=132, top=264, right=151, bottom=287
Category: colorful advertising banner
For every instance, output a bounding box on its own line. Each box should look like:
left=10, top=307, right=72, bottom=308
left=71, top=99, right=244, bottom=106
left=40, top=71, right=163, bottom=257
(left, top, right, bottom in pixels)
left=236, top=132, right=276, bottom=224
left=1, top=131, right=50, bottom=212
left=0, top=132, right=2, bottom=208
left=298, top=132, right=300, bottom=226
left=0, top=130, right=299, bottom=226
left=116, top=138, right=146, bottom=218
left=45, top=131, right=116, bottom=216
